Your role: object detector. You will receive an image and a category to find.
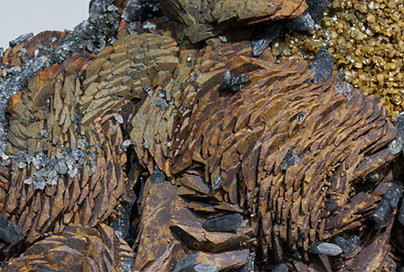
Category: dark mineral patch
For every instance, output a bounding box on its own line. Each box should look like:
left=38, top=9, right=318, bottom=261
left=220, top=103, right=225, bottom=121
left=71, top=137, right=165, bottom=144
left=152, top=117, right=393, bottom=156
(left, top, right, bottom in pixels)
left=385, top=182, right=403, bottom=209
left=212, top=175, right=223, bottom=190
left=309, top=242, right=343, bottom=256
left=311, top=45, right=333, bottom=84
left=306, top=0, right=331, bottom=22
left=194, top=264, right=219, bottom=272
left=332, top=235, right=360, bottom=254
left=251, top=23, right=283, bottom=57
left=9, top=33, right=34, bottom=48
left=285, top=13, right=315, bottom=32
left=280, top=148, right=301, bottom=170
left=218, top=72, right=250, bottom=93
left=272, top=263, right=289, bottom=272
left=372, top=199, right=393, bottom=229
left=239, top=252, right=255, bottom=272
left=151, top=165, right=166, bottom=185
left=399, top=200, right=404, bottom=226
left=122, top=0, right=161, bottom=22
left=202, top=213, right=243, bottom=233
left=172, top=254, right=199, bottom=272
left=373, top=182, right=403, bottom=229
left=0, top=217, right=22, bottom=245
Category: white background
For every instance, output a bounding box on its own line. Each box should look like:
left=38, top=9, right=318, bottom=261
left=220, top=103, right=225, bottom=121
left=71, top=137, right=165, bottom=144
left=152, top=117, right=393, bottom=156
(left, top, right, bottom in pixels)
left=0, top=0, right=89, bottom=49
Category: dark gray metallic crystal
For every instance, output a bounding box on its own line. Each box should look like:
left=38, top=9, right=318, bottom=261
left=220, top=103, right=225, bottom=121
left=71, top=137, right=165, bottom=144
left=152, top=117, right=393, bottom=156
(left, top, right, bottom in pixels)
left=151, top=165, right=166, bottom=185
left=384, top=182, right=403, bottom=209
left=172, top=254, right=198, bottom=272
left=251, top=23, right=283, bottom=57
left=202, top=213, right=243, bottom=233
left=332, top=235, right=360, bottom=254
left=218, top=72, right=250, bottom=93
left=51, top=0, right=120, bottom=63
left=285, top=13, right=315, bottom=32
left=399, top=199, right=404, bottom=226
left=194, top=264, right=219, bottom=272
left=394, top=112, right=404, bottom=154
left=373, top=182, right=403, bottom=229
left=280, top=148, right=301, bottom=170
left=0, top=216, right=22, bottom=245
left=306, top=0, right=331, bottom=22
left=240, top=252, right=255, bottom=272
left=309, top=242, right=343, bottom=256
left=212, top=175, right=223, bottom=190
left=272, top=263, right=289, bottom=272
left=9, top=33, right=34, bottom=48
left=122, top=0, right=161, bottom=22
left=311, top=45, right=333, bottom=84
left=372, top=199, right=392, bottom=229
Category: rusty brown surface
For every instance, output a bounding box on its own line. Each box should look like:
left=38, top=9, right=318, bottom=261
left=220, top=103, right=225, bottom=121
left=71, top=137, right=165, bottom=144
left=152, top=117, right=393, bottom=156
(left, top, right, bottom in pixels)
left=169, top=44, right=398, bottom=264
left=1, top=49, right=134, bottom=246
left=0, top=5, right=403, bottom=271
left=2, top=224, right=135, bottom=272
left=133, top=178, right=253, bottom=271
left=160, top=0, right=308, bottom=43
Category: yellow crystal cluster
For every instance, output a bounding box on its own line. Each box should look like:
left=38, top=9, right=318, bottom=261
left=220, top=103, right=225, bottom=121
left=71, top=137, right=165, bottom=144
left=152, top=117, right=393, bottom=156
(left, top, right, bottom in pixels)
left=269, top=0, right=404, bottom=119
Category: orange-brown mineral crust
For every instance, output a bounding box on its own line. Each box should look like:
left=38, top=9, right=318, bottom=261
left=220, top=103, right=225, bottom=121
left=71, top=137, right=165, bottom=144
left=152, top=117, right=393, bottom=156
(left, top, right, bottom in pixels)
left=2, top=224, right=135, bottom=271
left=169, top=44, right=399, bottom=267
left=160, top=0, right=308, bottom=43
left=0, top=0, right=403, bottom=271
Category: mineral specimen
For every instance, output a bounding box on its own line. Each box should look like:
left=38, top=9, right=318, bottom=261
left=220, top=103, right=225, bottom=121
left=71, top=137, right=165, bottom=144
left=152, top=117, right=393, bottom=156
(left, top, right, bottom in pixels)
left=1, top=0, right=403, bottom=270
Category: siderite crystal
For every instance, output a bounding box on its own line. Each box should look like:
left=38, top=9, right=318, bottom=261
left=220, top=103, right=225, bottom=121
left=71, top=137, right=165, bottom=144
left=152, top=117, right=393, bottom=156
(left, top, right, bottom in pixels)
left=160, top=0, right=308, bottom=43
left=0, top=48, right=135, bottom=246
left=2, top=224, right=135, bottom=271
left=0, top=0, right=403, bottom=270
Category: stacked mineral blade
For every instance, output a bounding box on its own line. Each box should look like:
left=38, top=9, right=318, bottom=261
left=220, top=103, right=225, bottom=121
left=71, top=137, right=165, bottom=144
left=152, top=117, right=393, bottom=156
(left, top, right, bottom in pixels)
left=160, top=0, right=308, bottom=43
left=2, top=224, right=135, bottom=272
left=0, top=0, right=403, bottom=270
left=170, top=46, right=398, bottom=264
left=1, top=37, right=148, bottom=246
